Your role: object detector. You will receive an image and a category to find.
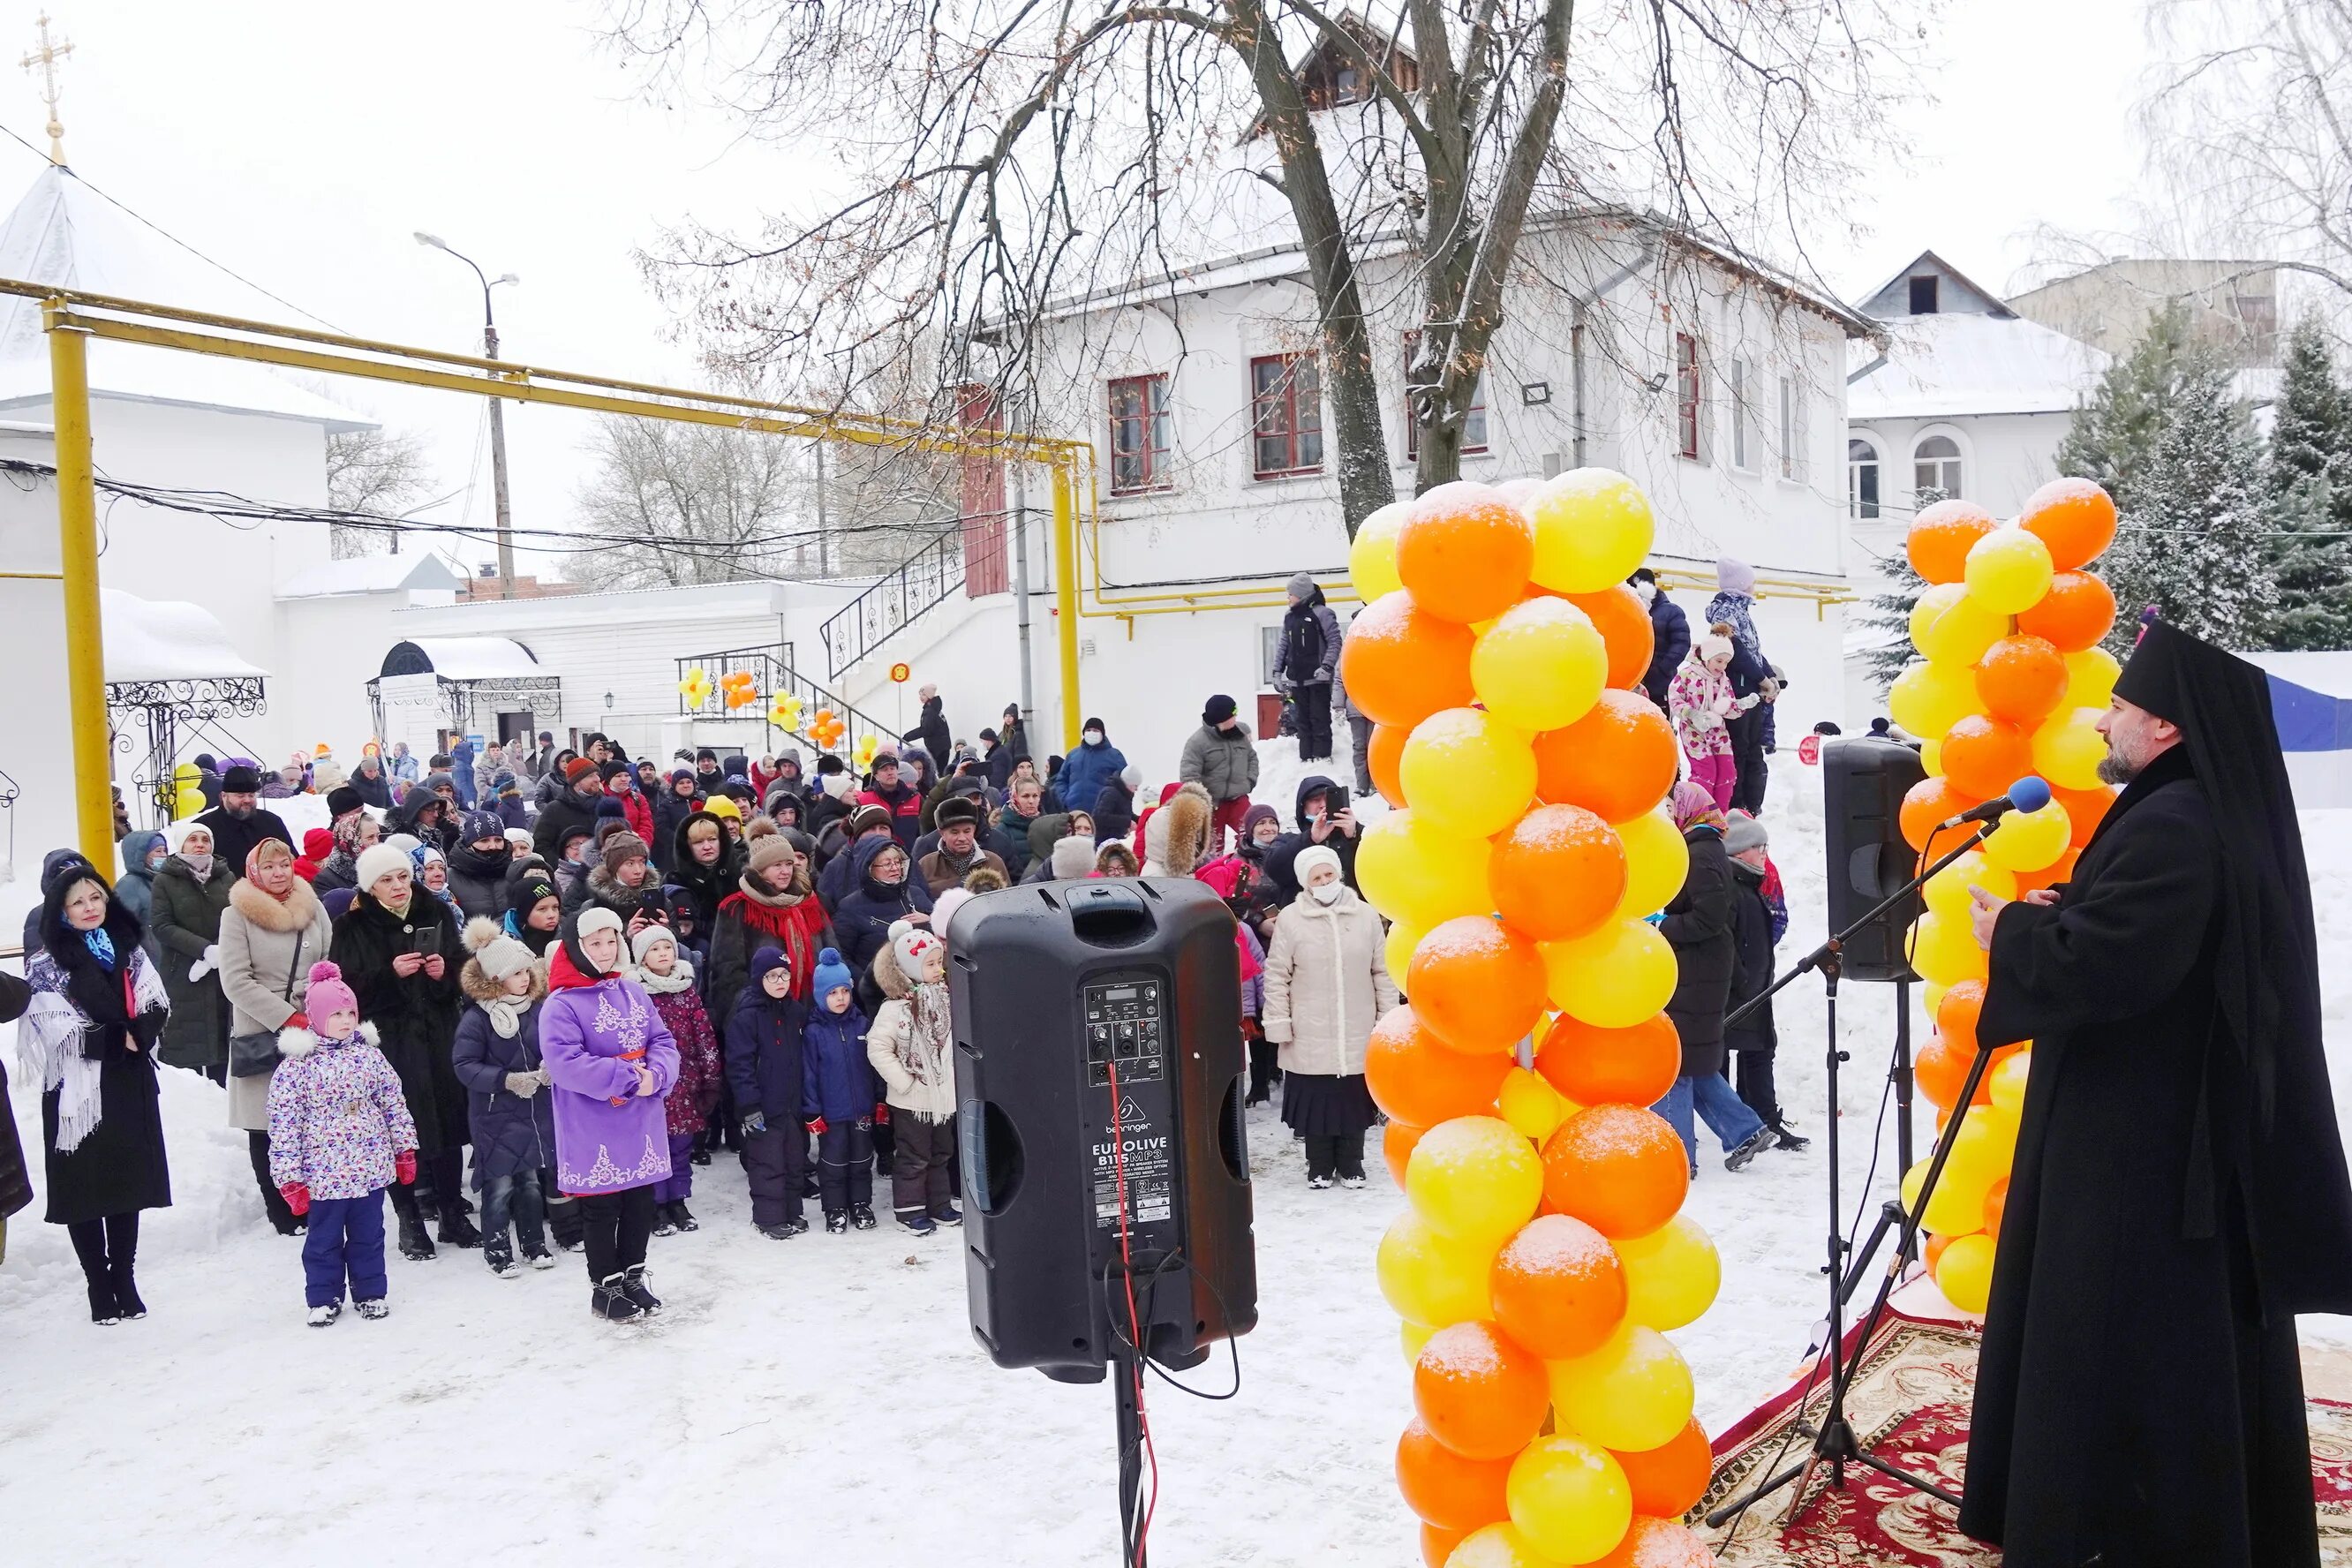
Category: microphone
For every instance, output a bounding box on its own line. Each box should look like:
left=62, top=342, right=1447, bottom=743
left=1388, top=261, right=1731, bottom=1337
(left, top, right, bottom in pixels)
left=1937, top=775, right=2054, bottom=832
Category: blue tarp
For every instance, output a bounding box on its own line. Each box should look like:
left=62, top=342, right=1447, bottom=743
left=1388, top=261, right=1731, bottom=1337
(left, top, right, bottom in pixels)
left=2245, top=652, right=2352, bottom=752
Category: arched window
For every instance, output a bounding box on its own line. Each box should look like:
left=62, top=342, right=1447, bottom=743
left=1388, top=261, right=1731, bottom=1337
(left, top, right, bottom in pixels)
left=1848, top=438, right=1881, bottom=520
left=1913, top=434, right=1963, bottom=500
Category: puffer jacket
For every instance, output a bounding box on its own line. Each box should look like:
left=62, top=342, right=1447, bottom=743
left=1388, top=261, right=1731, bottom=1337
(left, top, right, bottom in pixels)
left=1260, top=882, right=1398, bottom=1076
left=449, top=963, right=557, bottom=1181
left=149, top=853, right=236, bottom=1071
left=267, top=1021, right=419, bottom=1200
left=803, top=1002, right=874, bottom=1123
left=1179, top=720, right=1260, bottom=803
left=724, top=984, right=808, bottom=1122
left=833, top=835, right=936, bottom=972
left=1661, top=822, right=1737, bottom=1068
left=443, top=842, right=514, bottom=923
left=864, top=939, right=956, bottom=1122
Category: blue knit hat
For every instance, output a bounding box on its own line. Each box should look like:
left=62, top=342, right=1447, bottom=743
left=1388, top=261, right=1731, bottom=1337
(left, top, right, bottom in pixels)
left=811, top=946, right=854, bottom=1002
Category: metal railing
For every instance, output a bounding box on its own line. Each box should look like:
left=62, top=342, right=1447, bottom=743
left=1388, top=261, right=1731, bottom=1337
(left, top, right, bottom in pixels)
left=674, top=644, right=898, bottom=752
left=819, top=517, right=1009, bottom=677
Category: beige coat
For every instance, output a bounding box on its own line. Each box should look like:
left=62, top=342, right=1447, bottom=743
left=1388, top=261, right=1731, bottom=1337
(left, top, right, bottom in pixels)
left=216, top=877, right=334, bottom=1131
left=1261, top=884, right=1398, bottom=1077
left=864, top=939, right=959, bottom=1123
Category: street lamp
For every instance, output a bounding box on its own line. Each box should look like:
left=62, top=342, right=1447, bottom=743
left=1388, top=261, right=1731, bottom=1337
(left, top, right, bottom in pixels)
left=415, top=231, right=521, bottom=595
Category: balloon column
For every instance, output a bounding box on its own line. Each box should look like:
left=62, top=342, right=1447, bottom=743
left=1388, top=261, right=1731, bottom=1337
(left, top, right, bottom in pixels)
left=1344, top=472, right=1721, bottom=1567
left=1886, top=478, right=2124, bottom=1315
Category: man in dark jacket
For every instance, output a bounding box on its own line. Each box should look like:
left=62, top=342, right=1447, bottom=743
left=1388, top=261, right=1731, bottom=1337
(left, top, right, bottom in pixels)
left=1631, top=568, right=1690, bottom=711
left=1722, top=813, right=1803, bottom=1150
left=195, top=764, right=293, bottom=884
left=1263, top=774, right=1360, bottom=902
left=1057, top=718, right=1128, bottom=819
left=916, top=794, right=1007, bottom=895
left=818, top=805, right=893, bottom=911
left=901, top=686, right=952, bottom=777
left=985, top=705, right=1029, bottom=792
left=349, top=750, right=394, bottom=810
left=1656, top=784, right=1775, bottom=1174
left=693, top=748, right=727, bottom=798
left=445, top=810, right=516, bottom=923
left=856, top=754, right=923, bottom=850
left=531, top=758, right=606, bottom=861
left=192, top=753, right=223, bottom=810
left=1180, top=696, right=1261, bottom=854
left=1278, top=574, right=1341, bottom=762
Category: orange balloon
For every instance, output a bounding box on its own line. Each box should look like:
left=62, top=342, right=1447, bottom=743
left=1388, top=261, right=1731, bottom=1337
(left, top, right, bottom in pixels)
left=1369, top=723, right=1409, bottom=804
left=1533, top=691, right=1679, bottom=824
left=1925, top=1233, right=1951, bottom=1271
left=2016, top=848, right=2078, bottom=895
left=1564, top=584, right=1655, bottom=691
left=1940, top=715, right=2033, bottom=802
left=1408, top=917, right=1552, bottom=1053
left=1385, top=1120, right=1429, bottom=1190
left=1936, top=980, right=1986, bottom=1056
left=1489, top=1213, right=1628, bottom=1360
left=2019, top=477, right=2118, bottom=571
left=1915, top=1033, right=1993, bottom=1110
left=1414, top=1322, right=1553, bottom=1459
left=1490, top=806, right=1628, bottom=941
left=1907, top=499, right=1998, bottom=584
left=1611, top=1419, right=1713, bottom=1519
left=1590, top=1517, right=1715, bottom=1568
left=1367, top=1006, right=1518, bottom=1127
left=1534, top=1012, right=1680, bottom=1107
left=1900, top=777, right=1979, bottom=853
left=1541, top=1106, right=1689, bottom=1240
left=2052, top=783, right=2116, bottom=849
left=2016, top=570, right=2117, bottom=652
left=1396, top=481, right=1536, bottom=623
left=1397, top=1417, right=1516, bottom=1529
left=1984, top=1175, right=2009, bottom=1238
left=1420, top=1524, right=1470, bottom=1568
left=1339, top=590, right=1477, bottom=728
left=1975, top=635, right=2069, bottom=727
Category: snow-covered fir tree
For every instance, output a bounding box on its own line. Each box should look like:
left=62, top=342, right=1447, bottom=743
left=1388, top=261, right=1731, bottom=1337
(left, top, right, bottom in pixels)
left=2262, top=316, right=2352, bottom=650
left=2101, top=361, right=2273, bottom=652
left=2057, top=301, right=2198, bottom=515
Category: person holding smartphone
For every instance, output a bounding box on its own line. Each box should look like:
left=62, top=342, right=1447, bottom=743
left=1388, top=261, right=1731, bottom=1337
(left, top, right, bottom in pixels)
left=1265, top=774, right=1360, bottom=905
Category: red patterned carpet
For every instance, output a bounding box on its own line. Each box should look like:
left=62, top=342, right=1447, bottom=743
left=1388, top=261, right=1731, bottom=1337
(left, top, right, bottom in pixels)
left=1693, top=1308, right=2352, bottom=1564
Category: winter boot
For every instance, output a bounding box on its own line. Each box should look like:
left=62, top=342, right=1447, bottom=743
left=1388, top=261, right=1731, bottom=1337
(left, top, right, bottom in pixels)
left=825, top=1210, right=849, bottom=1234
left=653, top=1203, right=679, bottom=1239
left=436, top=1203, right=482, bottom=1248
left=524, top=1245, right=557, bottom=1270
left=1768, top=1120, right=1811, bottom=1153
left=592, top=1273, right=644, bottom=1323
left=306, top=1302, right=342, bottom=1328
left=931, top=1204, right=962, bottom=1226
left=87, top=1282, right=120, bottom=1326
left=485, top=1233, right=519, bottom=1278
left=670, top=1202, right=699, bottom=1233
left=1724, top=1126, right=1779, bottom=1172
left=391, top=1190, right=436, bottom=1261
left=850, top=1204, right=878, bottom=1231
left=622, top=1263, right=662, bottom=1315
left=108, top=1262, right=147, bottom=1321
left=900, top=1212, right=937, bottom=1237
left=354, top=1298, right=389, bottom=1321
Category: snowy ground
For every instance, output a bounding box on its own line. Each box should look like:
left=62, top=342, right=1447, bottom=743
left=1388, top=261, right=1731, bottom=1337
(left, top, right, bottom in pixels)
left=4, top=752, right=2351, bottom=1564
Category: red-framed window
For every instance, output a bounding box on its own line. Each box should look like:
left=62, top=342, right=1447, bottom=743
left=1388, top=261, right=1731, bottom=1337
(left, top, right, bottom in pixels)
left=1108, top=373, right=1172, bottom=494
left=1402, top=332, right=1488, bottom=458
left=1675, top=332, right=1701, bottom=460
left=1250, top=352, right=1323, bottom=478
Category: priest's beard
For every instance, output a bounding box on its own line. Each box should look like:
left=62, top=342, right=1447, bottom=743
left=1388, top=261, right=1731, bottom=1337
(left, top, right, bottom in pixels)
left=2097, top=732, right=2152, bottom=786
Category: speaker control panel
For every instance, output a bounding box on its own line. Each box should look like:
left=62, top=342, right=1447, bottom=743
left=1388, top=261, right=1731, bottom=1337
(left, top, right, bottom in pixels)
left=1083, top=977, right=1165, bottom=1088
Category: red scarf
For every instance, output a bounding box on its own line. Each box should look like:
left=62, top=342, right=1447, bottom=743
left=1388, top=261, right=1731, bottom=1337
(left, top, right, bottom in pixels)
left=718, top=887, right=822, bottom=999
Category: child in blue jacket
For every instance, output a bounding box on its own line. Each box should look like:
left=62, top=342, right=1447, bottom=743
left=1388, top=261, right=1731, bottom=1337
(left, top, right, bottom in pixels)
left=803, top=947, right=878, bottom=1233
left=725, top=946, right=809, bottom=1239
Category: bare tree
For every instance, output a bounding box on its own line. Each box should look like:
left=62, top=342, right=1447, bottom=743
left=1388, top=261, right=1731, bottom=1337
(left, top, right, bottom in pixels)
left=563, top=411, right=810, bottom=589
left=324, top=426, right=437, bottom=558
left=606, top=0, right=1909, bottom=536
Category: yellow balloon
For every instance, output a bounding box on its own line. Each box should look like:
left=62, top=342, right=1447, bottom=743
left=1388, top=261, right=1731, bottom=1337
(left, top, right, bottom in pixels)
left=1350, top=499, right=1410, bottom=600
left=1402, top=1320, right=1436, bottom=1365
left=1472, top=598, right=1608, bottom=732
left=1547, top=1322, right=1696, bottom=1452
left=1609, top=807, right=1689, bottom=918
left=1907, top=909, right=1987, bottom=988
left=2032, top=706, right=2107, bottom=790
left=1444, top=1523, right=1563, bottom=1568
left=1528, top=468, right=1655, bottom=593
left=1922, top=848, right=2017, bottom=922
left=1407, top=1115, right=1546, bottom=1245
left=1497, top=1067, right=1572, bottom=1143
left=1505, top=1436, right=1633, bottom=1565
left=1934, top=1232, right=1997, bottom=1314
left=1909, top=582, right=2007, bottom=666
left=2063, top=646, right=2121, bottom=710
left=1901, top=1152, right=1996, bottom=1238
left=1616, top=1214, right=1722, bottom=1331
left=1964, top=525, right=2055, bottom=615
left=1920, top=980, right=1948, bottom=1021
left=1386, top=919, right=1429, bottom=990
left=1356, top=809, right=1496, bottom=930
left=1542, top=921, right=1677, bottom=1029
left=1888, top=659, right=1983, bottom=742
left=1377, top=1211, right=1500, bottom=1328
left=1921, top=737, right=1945, bottom=778
left=1989, top=1048, right=2032, bottom=1116
left=1980, top=799, right=2072, bottom=873
left=1402, top=709, right=1539, bottom=839
left=1941, top=1112, right=2010, bottom=1195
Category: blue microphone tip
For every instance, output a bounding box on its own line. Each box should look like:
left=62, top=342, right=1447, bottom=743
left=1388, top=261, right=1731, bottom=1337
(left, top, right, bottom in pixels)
left=2009, top=775, right=2054, bottom=813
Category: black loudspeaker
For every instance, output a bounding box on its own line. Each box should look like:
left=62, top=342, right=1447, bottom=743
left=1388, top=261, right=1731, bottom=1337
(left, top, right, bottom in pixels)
left=945, top=877, right=1257, bottom=1384
left=1822, top=736, right=1927, bottom=983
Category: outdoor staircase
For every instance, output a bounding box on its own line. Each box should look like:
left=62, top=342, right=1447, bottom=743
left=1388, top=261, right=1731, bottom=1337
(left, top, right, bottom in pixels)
left=818, top=516, right=1004, bottom=680
left=674, top=643, right=898, bottom=749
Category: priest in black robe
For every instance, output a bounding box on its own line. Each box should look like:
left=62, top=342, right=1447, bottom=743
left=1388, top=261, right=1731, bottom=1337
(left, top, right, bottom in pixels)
left=1957, top=619, right=2352, bottom=1567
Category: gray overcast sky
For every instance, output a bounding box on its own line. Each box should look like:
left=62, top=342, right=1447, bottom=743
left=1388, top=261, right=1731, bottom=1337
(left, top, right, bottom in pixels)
left=3, top=0, right=2152, bottom=574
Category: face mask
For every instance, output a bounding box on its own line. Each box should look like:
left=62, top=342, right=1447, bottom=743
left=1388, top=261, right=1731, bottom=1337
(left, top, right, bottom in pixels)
left=1084, top=732, right=1104, bottom=745
left=1633, top=580, right=1657, bottom=605
left=1308, top=882, right=1342, bottom=906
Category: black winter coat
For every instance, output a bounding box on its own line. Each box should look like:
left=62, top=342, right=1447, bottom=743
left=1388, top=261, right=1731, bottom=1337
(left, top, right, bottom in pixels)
left=1659, top=824, right=1734, bottom=1069
left=333, top=891, right=468, bottom=1155
left=1640, top=592, right=1691, bottom=705
left=1093, top=779, right=1137, bottom=841
left=724, top=986, right=809, bottom=1121
left=1278, top=587, right=1341, bottom=684
left=651, top=788, right=700, bottom=872
left=531, top=784, right=603, bottom=861
left=1263, top=773, right=1361, bottom=901
left=28, top=895, right=171, bottom=1225
left=148, top=855, right=235, bottom=1071
left=833, top=836, right=936, bottom=972
left=902, top=697, right=952, bottom=777
left=0, top=970, right=30, bottom=1222
left=1960, top=746, right=2352, bottom=1564
left=562, top=864, right=668, bottom=928
left=443, top=843, right=514, bottom=923
left=193, top=804, right=293, bottom=892
left=449, top=995, right=557, bottom=1181
left=1723, top=861, right=1777, bottom=1054
left=667, top=810, right=743, bottom=931
left=349, top=765, right=394, bottom=810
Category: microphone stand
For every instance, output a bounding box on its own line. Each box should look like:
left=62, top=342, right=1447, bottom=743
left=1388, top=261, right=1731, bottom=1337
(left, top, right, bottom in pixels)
left=1706, top=817, right=1998, bottom=1533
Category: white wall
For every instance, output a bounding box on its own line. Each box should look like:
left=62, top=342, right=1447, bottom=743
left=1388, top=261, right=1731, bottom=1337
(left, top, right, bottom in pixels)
left=0, top=426, right=78, bottom=877
left=1847, top=410, right=2074, bottom=542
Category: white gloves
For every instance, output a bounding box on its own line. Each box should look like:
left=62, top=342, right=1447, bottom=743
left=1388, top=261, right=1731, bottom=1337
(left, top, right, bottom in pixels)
left=189, top=944, right=222, bottom=983
left=504, top=1071, right=543, bottom=1099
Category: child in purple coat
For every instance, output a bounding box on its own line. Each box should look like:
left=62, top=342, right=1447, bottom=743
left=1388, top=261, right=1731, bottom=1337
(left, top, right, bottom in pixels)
left=267, top=961, right=419, bottom=1327
left=541, top=907, right=681, bottom=1323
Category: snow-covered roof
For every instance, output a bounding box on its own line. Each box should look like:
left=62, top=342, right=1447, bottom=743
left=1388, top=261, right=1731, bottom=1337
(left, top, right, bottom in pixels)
left=277, top=553, right=465, bottom=599
left=385, top=637, right=542, bottom=681
left=1848, top=311, right=2109, bottom=421
left=0, top=166, right=374, bottom=432
left=102, top=587, right=267, bottom=683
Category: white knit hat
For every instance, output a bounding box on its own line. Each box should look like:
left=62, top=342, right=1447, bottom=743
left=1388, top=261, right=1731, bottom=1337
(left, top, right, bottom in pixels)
left=1051, top=835, right=1097, bottom=880
left=164, top=818, right=215, bottom=854
left=574, top=907, right=624, bottom=942
left=631, top=923, right=678, bottom=963
left=355, top=841, right=411, bottom=893
left=1293, top=844, right=1344, bottom=887
left=890, top=917, right=943, bottom=977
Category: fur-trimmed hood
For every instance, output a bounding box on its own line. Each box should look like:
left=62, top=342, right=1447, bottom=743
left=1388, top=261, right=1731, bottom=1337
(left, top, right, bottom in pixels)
left=278, top=1019, right=381, bottom=1059
left=1144, top=783, right=1212, bottom=877
left=228, top=874, right=324, bottom=934
left=461, top=956, right=548, bottom=1006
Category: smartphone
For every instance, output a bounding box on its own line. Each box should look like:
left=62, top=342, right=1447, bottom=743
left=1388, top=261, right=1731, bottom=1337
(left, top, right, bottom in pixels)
left=410, top=925, right=444, bottom=957
left=1325, top=786, right=1350, bottom=817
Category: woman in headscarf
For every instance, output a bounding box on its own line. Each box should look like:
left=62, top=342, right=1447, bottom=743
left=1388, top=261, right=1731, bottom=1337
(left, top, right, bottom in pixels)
left=148, top=818, right=236, bottom=1083
left=19, top=863, right=171, bottom=1322
left=1654, top=781, right=1775, bottom=1176
left=1261, top=844, right=1397, bottom=1189
left=217, top=836, right=335, bottom=1235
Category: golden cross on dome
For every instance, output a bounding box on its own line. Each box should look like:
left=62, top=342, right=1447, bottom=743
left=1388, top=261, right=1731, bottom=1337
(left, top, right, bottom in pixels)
left=21, top=11, right=73, bottom=167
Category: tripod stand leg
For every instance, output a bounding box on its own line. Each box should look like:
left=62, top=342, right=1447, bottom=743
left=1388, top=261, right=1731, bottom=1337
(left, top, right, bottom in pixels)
left=1854, top=1449, right=1962, bottom=1508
